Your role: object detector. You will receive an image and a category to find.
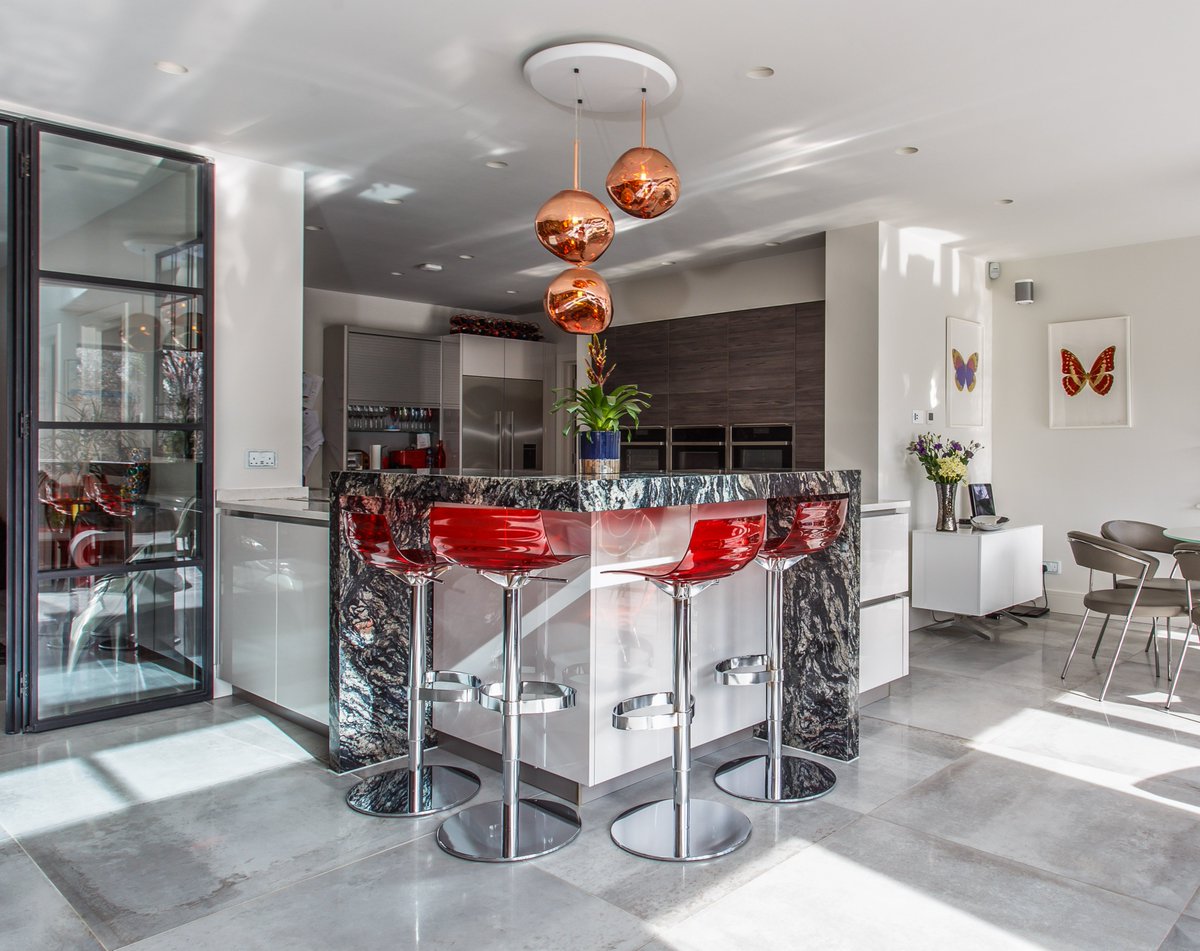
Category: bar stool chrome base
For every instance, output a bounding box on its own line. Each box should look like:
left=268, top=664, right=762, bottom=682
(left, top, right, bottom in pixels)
left=345, top=764, right=480, bottom=818
left=714, top=753, right=836, bottom=803
left=610, top=798, right=751, bottom=862
left=436, top=798, right=581, bottom=862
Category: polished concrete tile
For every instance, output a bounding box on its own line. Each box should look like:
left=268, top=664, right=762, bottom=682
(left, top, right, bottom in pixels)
left=123, top=836, right=654, bottom=951
left=1162, top=916, right=1200, bottom=951
left=650, top=816, right=1177, bottom=951
left=17, top=757, right=446, bottom=947
left=873, top=751, right=1200, bottom=910
left=0, top=840, right=102, bottom=951
left=537, top=759, right=860, bottom=926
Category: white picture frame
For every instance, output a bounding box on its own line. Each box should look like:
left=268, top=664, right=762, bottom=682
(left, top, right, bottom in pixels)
left=1047, top=315, right=1132, bottom=429
left=946, top=316, right=983, bottom=428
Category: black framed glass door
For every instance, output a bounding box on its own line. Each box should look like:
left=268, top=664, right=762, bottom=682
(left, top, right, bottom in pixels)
left=7, top=121, right=213, bottom=731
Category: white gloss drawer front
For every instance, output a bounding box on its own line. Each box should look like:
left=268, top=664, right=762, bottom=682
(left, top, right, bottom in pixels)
left=861, top=511, right=910, bottom=602
left=860, top=596, right=910, bottom=693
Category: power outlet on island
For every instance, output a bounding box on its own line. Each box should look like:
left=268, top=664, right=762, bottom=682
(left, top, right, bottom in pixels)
left=246, top=450, right=277, bottom=469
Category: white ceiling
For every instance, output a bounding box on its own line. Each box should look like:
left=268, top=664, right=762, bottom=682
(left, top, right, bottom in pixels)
left=2, top=1, right=1199, bottom=314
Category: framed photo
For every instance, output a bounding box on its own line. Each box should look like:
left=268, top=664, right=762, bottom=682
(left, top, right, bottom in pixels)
left=1048, top=315, right=1131, bottom=429
left=946, top=316, right=983, bottom=428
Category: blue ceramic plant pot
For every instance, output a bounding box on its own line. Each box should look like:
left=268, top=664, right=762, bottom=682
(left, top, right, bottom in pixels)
left=578, top=430, right=620, bottom=477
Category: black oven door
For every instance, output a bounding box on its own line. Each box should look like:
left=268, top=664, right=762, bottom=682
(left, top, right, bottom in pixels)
left=731, top=445, right=792, bottom=471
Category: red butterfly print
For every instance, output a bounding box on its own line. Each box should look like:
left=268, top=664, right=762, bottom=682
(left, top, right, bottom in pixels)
left=1061, top=346, right=1115, bottom=397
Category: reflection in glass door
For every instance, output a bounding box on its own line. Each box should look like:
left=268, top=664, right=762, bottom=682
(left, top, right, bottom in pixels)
left=28, top=128, right=211, bottom=725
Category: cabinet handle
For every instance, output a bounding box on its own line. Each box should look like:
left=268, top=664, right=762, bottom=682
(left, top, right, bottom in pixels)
left=495, top=411, right=503, bottom=473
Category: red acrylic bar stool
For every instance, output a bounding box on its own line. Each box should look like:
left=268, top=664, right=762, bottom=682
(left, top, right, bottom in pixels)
left=341, top=508, right=482, bottom=817
left=429, top=506, right=584, bottom=863
left=714, top=498, right=848, bottom=803
left=607, top=514, right=766, bottom=862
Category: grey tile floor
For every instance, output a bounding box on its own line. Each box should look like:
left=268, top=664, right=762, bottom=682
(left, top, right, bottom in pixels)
left=4, top=612, right=1200, bottom=949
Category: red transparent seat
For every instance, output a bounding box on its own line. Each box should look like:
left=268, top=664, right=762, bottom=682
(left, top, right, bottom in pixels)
left=760, top=499, right=847, bottom=562
left=343, top=510, right=445, bottom=577
left=612, top=515, right=766, bottom=585
left=429, top=506, right=578, bottom=574
left=83, top=474, right=133, bottom=519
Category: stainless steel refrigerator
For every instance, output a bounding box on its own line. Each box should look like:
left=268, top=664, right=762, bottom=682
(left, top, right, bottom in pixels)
left=461, top=375, right=544, bottom=475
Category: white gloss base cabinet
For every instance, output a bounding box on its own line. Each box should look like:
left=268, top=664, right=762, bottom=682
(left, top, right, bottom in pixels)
left=911, top=525, right=1044, bottom=617
left=218, top=512, right=330, bottom=726
left=859, top=503, right=911, bottom=695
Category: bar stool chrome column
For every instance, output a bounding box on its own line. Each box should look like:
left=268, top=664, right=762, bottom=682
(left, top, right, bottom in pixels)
left=713, top=498, right=848, bottom=803
left=430, top=506, right=584, bottom=862
left=606, top=514, right=766, bottom=862
left=341, top=508, right=482, bottom=817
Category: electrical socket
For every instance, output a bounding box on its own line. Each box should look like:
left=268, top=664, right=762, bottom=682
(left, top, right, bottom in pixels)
left=927, top=411, right=935, bottom=422
left=911, top=410, right=921, bottom=424
left=246, top=450, right=277, bottom=469
left=1042, top=560, right=1061, bottom=575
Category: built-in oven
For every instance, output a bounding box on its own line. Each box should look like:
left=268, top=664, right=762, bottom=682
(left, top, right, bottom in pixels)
left=730, top=424, right=793, bottom=471
left=620, top=426, right=667, bottom=473
left=670, top=425, right=727, bottom=472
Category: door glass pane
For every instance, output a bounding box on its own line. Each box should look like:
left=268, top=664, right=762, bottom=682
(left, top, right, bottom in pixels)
left=39, top=134, right=200, bottom=286
left=36, top=567, right=204, bottom=719
left=38, top=281, right=204, bottom=424
left=37, top=428, right=202, bottom=570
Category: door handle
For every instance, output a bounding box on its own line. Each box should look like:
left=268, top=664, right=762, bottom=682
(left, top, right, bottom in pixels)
left=507, top=411, right=515, bottom=471
left=495, top=411, right=503, bottom=473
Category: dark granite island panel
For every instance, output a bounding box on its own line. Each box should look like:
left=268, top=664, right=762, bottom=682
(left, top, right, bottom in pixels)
left=328, top=470, right=861, bottom=781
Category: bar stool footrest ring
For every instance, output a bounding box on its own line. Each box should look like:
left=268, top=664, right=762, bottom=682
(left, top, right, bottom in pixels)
left=478, top=680, right=575, bottom=715
left=612, top=691, right=695, bottom=731
left=420, top=669, right=483, bottom=704
left=714, top=654, right=776, bottom=686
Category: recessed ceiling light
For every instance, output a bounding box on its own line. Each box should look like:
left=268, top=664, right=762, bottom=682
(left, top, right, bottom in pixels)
left=485, top=160, right=509, bottom=169
left=746, top=67, right=775, bottom=79
left=764, top=241, right=782, bottom=247
left=53, top=164, right=79, bottom=172
left=895, top=146, right=920, bottom=155
left=458, top=254, right=474, bottom=260
left=304, top=224, right=323, bottom=232
left=154, top=60, right=189, bottom=75
left=996, top=198, right=1015, bottom=205
left=383, top=197, right=405, bottom=205
left=390, top=271, right=404, bottom=276
left=505, top=290, right=517, bottom=294
left=416, top=263, right=443, bottom=272
left=661, top=260, right=675, bottom=266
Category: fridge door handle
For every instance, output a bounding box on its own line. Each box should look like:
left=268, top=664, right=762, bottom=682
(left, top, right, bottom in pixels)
left=507, top=411, right=515, bottom=471
left=494, top=411, right=503, bottom=473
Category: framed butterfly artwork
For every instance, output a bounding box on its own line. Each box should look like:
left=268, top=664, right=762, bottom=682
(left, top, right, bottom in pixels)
left=1047, top=315, right=1131, bottom=429
left=946, top=316, right=983, bottom=427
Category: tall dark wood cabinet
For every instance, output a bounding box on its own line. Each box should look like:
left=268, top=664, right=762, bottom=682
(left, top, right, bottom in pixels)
left=600, top=301, right=825, bottom=468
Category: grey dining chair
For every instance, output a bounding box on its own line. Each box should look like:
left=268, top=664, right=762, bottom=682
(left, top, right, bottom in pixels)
left=1166, top=543, right=1200, bottom=710
left=1061, top=531, right=1189, bottom=701
left=1099, top=519, right=1185, bottom=670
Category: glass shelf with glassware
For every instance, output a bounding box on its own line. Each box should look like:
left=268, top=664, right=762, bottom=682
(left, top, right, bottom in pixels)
left=346, top=404, right=439, bottom=433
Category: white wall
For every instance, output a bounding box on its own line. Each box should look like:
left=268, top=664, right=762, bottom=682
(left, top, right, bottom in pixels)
left=608, top=247, right=825, bottom=325
left=992, top=235, right=1200, bottom=611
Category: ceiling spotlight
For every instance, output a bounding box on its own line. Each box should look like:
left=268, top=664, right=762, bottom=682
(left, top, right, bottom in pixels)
left=746, top=67, right=775, bottom=79
left=661, top=261, right=675, bottom=266
left=416, top=263, right=443, bottom=272
left=390, top=271, right=404, bottom=276
left=458, top=254, right=474, bottom=260
left=764, top=241, right=782, bottom=247
left=996, top=198, right=1015, bottom=205
left=485, top=160, right=509, bottom=169
left=304, top=225, right=324, bottom=232
left=505, top=290, right=517, bottom=294
left=895, top=146, right=920, bottom=155
left=154, top=60, right=189, bottom=75
left=383, top=197, right=405, bottom=205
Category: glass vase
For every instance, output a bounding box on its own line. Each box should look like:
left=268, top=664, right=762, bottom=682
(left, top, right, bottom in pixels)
left=935, top=482, right=958, bottom=532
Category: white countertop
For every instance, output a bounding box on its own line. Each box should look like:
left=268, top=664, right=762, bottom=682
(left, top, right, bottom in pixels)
left=862, top=499, right=911, bottom=514
left=217, top=497, right=330, bottom=523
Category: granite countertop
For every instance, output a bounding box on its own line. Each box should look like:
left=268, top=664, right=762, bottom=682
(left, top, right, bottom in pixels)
left=217, top=497, right=331, bottom=523
left=332, top=469, right=860, bottom=513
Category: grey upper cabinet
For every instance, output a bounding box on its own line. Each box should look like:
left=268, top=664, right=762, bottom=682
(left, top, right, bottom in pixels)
left=668, top=313, right=728, bottom=393
left=601, top=321, right=669, bottom=427
left=728, top=305, right=797, bottom=425
left=459, top=335, right=545, bottom=380
left=346, top=331, right=441, bottom=405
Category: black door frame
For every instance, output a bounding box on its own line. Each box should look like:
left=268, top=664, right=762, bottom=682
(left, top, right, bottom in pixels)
left=5, top=114, right=214, bottom=734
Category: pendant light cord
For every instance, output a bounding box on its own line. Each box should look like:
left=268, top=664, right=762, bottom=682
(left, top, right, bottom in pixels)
left=640, top=88, right=647, bottom=149
left=573, top=68, right=581, bottom=190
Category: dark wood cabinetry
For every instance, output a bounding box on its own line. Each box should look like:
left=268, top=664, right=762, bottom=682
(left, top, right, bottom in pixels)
left=601, top=301, right=825, bottom=468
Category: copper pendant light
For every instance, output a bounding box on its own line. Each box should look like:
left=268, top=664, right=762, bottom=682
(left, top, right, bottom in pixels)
left=606, top=93, right=680, bottom=219
left=534, top=94, right=614, bottom=265
left=544, top=265, right=612, bottom=334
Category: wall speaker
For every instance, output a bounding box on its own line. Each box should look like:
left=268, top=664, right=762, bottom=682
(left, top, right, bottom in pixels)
left=1014, top=279, right=1034, bottom=305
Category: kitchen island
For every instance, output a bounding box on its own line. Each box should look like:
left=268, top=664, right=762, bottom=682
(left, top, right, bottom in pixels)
left=328, top=470, right=861, bottom=793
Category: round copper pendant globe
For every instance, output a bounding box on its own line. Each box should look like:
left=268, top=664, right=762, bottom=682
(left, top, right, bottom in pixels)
left=544, top=266, right=613, bottom=334
left=605, top=147, right=680, bottom=219
left=534, top=189, right=615, bottom=264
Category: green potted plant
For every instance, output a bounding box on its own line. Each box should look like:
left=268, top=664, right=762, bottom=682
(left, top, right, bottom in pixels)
left=552, top=334, right=650, bottom=477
